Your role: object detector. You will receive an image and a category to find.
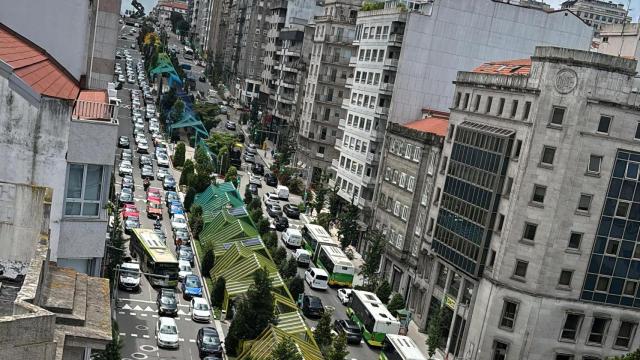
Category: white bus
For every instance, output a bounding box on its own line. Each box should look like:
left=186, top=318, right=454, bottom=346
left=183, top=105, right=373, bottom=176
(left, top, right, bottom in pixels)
left=316, top=245, right=355, bottom=287
left=183, top=46, right=194, bottom=60
left=301, top=224, right=338, bottom=261
left=380, top=334, right=428, bottom=360
left=347, top=290, right=401, bottom=347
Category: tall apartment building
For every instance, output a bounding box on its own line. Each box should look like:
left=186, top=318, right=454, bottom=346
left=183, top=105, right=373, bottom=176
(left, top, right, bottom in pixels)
left=297, top=0, right=360, bottom=183
left=561, top=0, right=629, bottom=29
left=190, top=0, right=216, bottom=53
left=423, top=47, right=640, bottom=360
left=335, top=0, right=593, bottom=212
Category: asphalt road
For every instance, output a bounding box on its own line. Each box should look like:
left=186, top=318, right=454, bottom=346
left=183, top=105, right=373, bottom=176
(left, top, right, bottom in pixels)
left=114, top=27, right=215, bottom=360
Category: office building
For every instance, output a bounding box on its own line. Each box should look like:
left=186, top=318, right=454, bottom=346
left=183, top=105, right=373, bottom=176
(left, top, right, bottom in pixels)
left=561, top=0, right=629, bottom=29
left=423, top=47, right=640, bottom=360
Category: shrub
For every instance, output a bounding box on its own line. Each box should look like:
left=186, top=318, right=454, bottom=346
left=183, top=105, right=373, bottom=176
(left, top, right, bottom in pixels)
left=211, top=276, right=226, bottom=308
left=173, top=142, right=186, bottom=167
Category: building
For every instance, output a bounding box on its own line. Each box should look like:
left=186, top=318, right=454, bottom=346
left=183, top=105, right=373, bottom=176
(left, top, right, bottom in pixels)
left=191, top=0, right=217, bottom=54
left=561, top=0, right=629, bottom=30
left=596, top=23, right=640, bottom=70
left=0, top=23, right=119, bottom=275
left=372, top=112, right=447, bottom=297
left=334, top=0, right=594, bottom=213
left=156, top=1, right=189, bottom=24
left=0, top=183, right=112, bottom=360
left=423, top=47, right=640, bottom=360
left=517, top=0, right=552, bottom=11
left=207, top=0, right=225, bottom=59
left=297, top=0, right=360, bottom=183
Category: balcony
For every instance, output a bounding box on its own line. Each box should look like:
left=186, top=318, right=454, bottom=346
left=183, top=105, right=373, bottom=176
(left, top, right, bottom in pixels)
left=314, top=15, right=356, bottom=25
left=375, top=105, right=389, bottom=117
left=346, top=77, right=354, bottom=88
left=388, top=33, right=404, bottom=45
left=366, top=152, right=380, bottom=163
left=379, top=82, right=394, bottom=94
left=331, top=159, right=339, bottom=168
left=315, top=94, right=336, bottom=104
left=275, top=78, right=296, bottom=89
left=383, top=58, right=399, bottom=70
left=342, top=98, right=351, bottom=110
left=349, top=56, right=357, bottom=67
left=315, top=152, right=325, bottom=159
left=362, top=174, right=373, bottom=185
left=72, top=98, right=117, bottom=123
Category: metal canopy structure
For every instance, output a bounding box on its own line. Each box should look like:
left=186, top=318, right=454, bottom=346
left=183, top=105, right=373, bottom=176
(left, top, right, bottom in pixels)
left=237, top=325, right=323, bottom=360
left=168, top=111, right=208, bottom=143
left=149, top=53, right=182, bottom=86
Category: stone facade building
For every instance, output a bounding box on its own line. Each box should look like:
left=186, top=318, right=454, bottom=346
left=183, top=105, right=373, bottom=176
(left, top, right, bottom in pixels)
left=561, top=0, right=629, bottom=30
left=421, top=47, right=640, bottom=360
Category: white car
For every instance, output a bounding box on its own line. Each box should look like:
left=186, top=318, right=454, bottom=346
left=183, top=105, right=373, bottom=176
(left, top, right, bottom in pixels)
left=157, top=154, right=170, bottom=167
left=337, top=288, right=352, bottom=305
left=118, top=162, right=133, bottom=176
left=117, top=74, right=125, bottom=82
left=157, top=168, right=170, bottom=180
left=156, top=317, right=179, bottom=349
left=171, top=214, right=188, bottom=232
left=263, top=192, right=280, bottom=206
left=178, top=260, right=192, bottom=280
left=190, top=297, right=211, bottom=323
left=149, top=122, right=160, bottom=133
left=137, top=141, right=149, bottom=153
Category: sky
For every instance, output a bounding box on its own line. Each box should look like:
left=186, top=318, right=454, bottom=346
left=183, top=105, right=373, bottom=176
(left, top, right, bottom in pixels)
left=547, top=0, right=640, bottom=21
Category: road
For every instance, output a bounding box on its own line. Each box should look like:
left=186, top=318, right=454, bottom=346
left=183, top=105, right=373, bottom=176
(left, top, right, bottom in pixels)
left=114, top=25, right=217, bottom=360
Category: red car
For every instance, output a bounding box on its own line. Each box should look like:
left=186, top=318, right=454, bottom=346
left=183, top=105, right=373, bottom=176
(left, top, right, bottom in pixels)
left=147, top=187, right=162, bottom=203
left=146, top=200, right=163, bottom=219
left=122, top=206, right=140, bottom=220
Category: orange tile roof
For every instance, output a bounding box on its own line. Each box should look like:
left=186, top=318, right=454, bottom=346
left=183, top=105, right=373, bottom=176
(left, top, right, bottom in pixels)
left=472, top=59, right=531, bottom=76
left=404, top=111, right=449, bottom=137
left=73, top=90, right=112, bottom=121
left=160, top=1, right=189, bottom=10
left=0, top=23, right=79, bottom=100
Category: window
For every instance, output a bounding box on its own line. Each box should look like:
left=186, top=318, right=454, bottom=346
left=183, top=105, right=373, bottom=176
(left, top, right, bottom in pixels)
left=497, top=98, right=505, bottom=116
left=532, top=185, right=546, bottom=204
left=561, top=313, right=584, bottom=341
left=568, top=232, right=582, bottom=250
left=64, top=164, right=103, bottom=216
left=550, top=106, right=566, bottom=126
left=473, top=94, right=481, bottom=111
left=462, top=93, right=470, bottom=109
left=440, top=156, right=448, bottom=174
left=615, top=321, right=636, bottom=349
left=503, top=177, right=513, bottom=197
left=556, top=354, right=575, bottom=360
left=523, top=101, right=531, bottom=120
left=393, top=201, right=401, bottom=216
left=596, top=276, right=610, bottom=292
left=485, top=96, right=493, bottom=114
left=587, top=317, right=610, bottom=345
left=635, top=122, right=640, bottom=140
left=401, top=206, right=409, bottom=221
left=448, top=125, right=455, bottom=141
left=616, top=200, right=631, bottom=218
left=492, top=341, right=508, bottom=360
left=384, top=167, right=391, bottom=181
left=558, top=270, right=573, bottom=287
left=513, top=260, right=528, bottom=278
left=577, top=194, right=593, bottom=212
left=606, top=239, right=620, bottom=255
left=522, top=223, right=537, bottom=242
left=597, top=115, right=612, bottom=134
left=407, top=176, right=415, bottom=192
left=588, top=155, right=602, bottom=174
left=499, top=300, right=518, bottom=330
left=513, top=140, right=522, bottom=159
left=541, top=146, right=556, bottom=166
left=623, top=280, right=637, bottom=296
left=510, top=100, right=519, bottom=118
left=399, top=173, right=407, bottom=188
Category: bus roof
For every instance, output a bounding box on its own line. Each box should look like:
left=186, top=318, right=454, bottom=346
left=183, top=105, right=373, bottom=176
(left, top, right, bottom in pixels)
left=133, top=228, right=178, bottom=264
left=385, top=335, right=427, bottom=360
left=304, top=224, right=332, bottom=240
left=352, top=290, right=400, bottom=325
left=320, top=245, right=353, bottom=268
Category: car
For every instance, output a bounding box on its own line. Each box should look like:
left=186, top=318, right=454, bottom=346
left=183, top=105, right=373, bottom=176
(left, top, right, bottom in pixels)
left=137, top=139, right=149, bottom=153
left=141, top=165, right=154, bottom=179
left=246, top=143, right=258, bottom=154
left=121, top=175, right=134, bottom=190
left=333, top=319, right=363, bottom=344
left=165, top=191, right=179, bottom=207
left=283, top=204, right=300, bottom=219
left=178, top=245, right=194, bottom=266
left=156, top=289, right=178, bottom=316
left=247, top=183, right=258, bottom=196
left=124, top=216, right=140, bottom=235
left=139, top=154, right=153, bottom=168
left=191, top=297, right=211, bottom=323
left=118, top=161, right=133, bottom=176
left=118, top=187, right=134, bottom=205
left=273, top=215, right=289, bottom=231
left=118, top=261, right=141, bottom=291
left=266, top=203, right=283, bottom=218
left=149, top=122, right=160, bottom=133
left=196, top=327, right=223, bottom=358
left=181, top=274, right=203, bottom=299
left=146, top=200, right=163, bottom=219
left=156, top=317, right=180, bottom=349
left=174, top=229, right=190, bottom=246
left=163, top=176, right=177, bottom=191
left=118, top=136, right=130, bottom=148
left=154, top=167, right=169, bottom=180
left=131, top=43, right=136, bottom=49
left=252, top=163, right=264, bottom=175
left=337, top=288, right=352, bottom=305
left=147, top=187, right=162, bottom=199
left=157, top=153, right=170, bottom=167
left=121, top=150, right=133, bottom=162
left=249, top=174, right=262, bottom=188
left=178, top=260, right=193, bottom=280
left=243, top=153, right=255, bottom=163
left=264, top=172, right=278, bottom=187
left=298, top=294, right=324, bottom=318
left=171, top=213, right=188, bottom=232
left=225, top=120, right=236, bottom=130
left=263, top=192, right=280, bottom=206
left=169, top=202, right=185, bottom=217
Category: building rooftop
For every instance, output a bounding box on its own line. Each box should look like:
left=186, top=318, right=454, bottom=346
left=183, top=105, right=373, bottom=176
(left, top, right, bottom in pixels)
left=159, top=1, right=189, bottom=10
left=404, top=110, right=449, bottom=137
left=72, top=89, right=114, bottom=121
left=0, top=23, right=79, bottom=100
left=472, top=59, right=532, bottom=76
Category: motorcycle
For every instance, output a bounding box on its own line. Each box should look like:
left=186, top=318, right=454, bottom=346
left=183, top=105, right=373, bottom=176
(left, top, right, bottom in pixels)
left=154, top=219, right=162, bottom=230
left=143, top=178, right=150, bottom=191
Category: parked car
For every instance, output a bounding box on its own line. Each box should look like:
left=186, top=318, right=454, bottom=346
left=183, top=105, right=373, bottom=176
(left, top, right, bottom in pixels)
left=119, top=187, right=134, bottom=205
left=263, top=192, right=280, bottom=206
left=146, top=200, right=163, bottom=219
left=252, top=163, right=264, bottom=175
left=141, top=165, right=154, bottom=179
left=246, top=143, right=258, bottom=154
left=298, top=294, right=324, bottom=318
left=156, top=317, right=179, bottom=349
left=243, top=153, right=255, bottom=163
left=247, top=183, right=258, bottom=196
left=283, top=204, right=300, bottom=219
left=178, top=260, right=193, bottom=280
left=249, top=174, right=262, bottom=188
left=165, top=191, right=179, bottom=207
left=225, top=120, right=236, bottom=130
left=139, top=155, right=153, bottom=168
left=177, top=245, right=194, bottom=266
left=171, top=214, right=188, bottom=232
left=333, top=319, right=363, bottom=344
left=136, top=139, right=149, bottom=153
left=273, top=215, right=289, bottom=231
left=118, top=161, right=133, bottom=176
left=266, top=203, right=283, bottom=218
left=337, top=288, right=352, bottom=305
left=157, top=153, right=170, bottom=167
left=121, top=175, right=134, bottom=190
left=196, top=327, right=223, bottom=358
left=163, top=176, right=177, bottom=191
left=174, top=229, right=190, bottom=246
left=157, top=168, right=170, bottom=180
left=156, top=289, right=178, bottom=317
left=181, top=274, right=203, bottom=299
left=124, top=216, right=140, bottom=235
left=191, top=297, right=211, bottom=323
left=118, top=136, right=130, bottom=148
left=264, top=172, right=278, bottom=187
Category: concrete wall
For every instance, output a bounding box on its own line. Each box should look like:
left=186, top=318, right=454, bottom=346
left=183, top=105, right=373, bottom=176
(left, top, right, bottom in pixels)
left=285, top=0, right=322, bottom=27
left=0, top=0, right=91, bottom=80
left=0, top=183, right=47, bottom=263
left=389, top=0, right=593, bottom=124
left=87, top=0, right=122, bottom=89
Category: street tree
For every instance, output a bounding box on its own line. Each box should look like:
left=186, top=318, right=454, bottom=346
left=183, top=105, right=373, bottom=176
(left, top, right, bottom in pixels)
left=610, top=349, right=640, bottom=359
left=201, top=251, right=215, bottom=278
left=249, top=197, right=262, bottom=211
left=272, top=246, right=287, bottom=267
left=387, top=293, right=405, bottom=316
left=262, top=232, right=278, bottom=249
left=188, top=205, right=204, bottom=236
left=426, top=307, right=443, bottom=360
left=326, top=332, right=349, bottom=360
left=249, top=208, right=263, bottom=224
left=278, top=256, right=298, bottom=280
left=105, top=202, right=125, bottom=283
left=190, top=172, right=211, bottom=193
left=257, top=217, right=271, bottom=235
left=179, top=159, right=194, bottom=186
left=314, top=212, right=333, bottom=232
left=376, top=280, right=392, bottom=304
left=338, top=204, right=359, bottom=249
left=211, top=276, right=226, bottom=308
left=194, top=144, right=214, bottom=176
left=360, top=229, right=385, bottom=289
left=170, top=99, right=185, bottom=124
left=225, top=165, right=238, bottom=184
left=269, top=337, right=303, bottom=360
left=328, top=184, right=341, bottom=217
left=173, top=142, right=186, bottom=167
left=183, top=186, right=197, bottom=211
left=313, top=182, right=327, bottom=216
left=287, top=276, right=304, bottom=300
left=244, top=187, right=253, bottom=205
left=314, top=310, right=334, bottom=356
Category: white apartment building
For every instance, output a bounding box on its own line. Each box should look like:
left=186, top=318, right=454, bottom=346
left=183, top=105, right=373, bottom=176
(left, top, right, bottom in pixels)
left=334, top=0, right=594, bottom=210
left=561, top=0, right=629, bottom=30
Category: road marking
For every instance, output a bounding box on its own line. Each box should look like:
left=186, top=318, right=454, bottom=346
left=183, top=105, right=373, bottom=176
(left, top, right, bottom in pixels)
left=189, top=339, right=196, bottom=343
left=122, top=304, right=133, bottom=310
left=140, top=313, right=147, bottom=317
left=144, top=306, right=154, bottom=312
left=142, top=334, right=150, bottom=339
left=152, top=314, right=158, bottom=318
left=130, top=312, right=136, bottom=316
left=118, top=311, right=125, bottom=315
left=179, top=338, right=185, bottom=342
left=131, top=333, right=138, bottom=337
left=119, top=332, right=126, bottom=336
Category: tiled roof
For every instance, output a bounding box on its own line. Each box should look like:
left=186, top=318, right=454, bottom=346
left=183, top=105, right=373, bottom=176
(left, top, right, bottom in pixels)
left=0, top=23, right=79, bottom=100
left=404, top=111, right=449, bottom=137
left=72, top=90, right=113, bottom=121
left=160, top=1, right=189, bottom=10
left=472, top=59, right=532, bottom=76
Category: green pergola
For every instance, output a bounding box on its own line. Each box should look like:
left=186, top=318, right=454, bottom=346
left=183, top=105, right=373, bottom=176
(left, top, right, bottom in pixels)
left=149, top=53, right=182, bottom=86
left=237, top=325, right=323, bottom=360
left=169, top=112, right=209, bottom=144
left=200, top=209, right=259, bottom=256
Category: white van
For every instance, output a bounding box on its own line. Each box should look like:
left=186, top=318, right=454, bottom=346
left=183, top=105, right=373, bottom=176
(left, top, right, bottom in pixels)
left=119, top=261, right=141, bottom=291
left=276, top=185, right=289, bottom=200
left=304, top=267, right=329, bottom=290
left=294, top=249, right=311, bottom=267
left=282, top=228, right=302, bottom=247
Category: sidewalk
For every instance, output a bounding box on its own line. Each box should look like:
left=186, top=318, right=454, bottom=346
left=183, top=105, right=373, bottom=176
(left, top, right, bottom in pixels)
left=407, top=321, right=445, bottom=360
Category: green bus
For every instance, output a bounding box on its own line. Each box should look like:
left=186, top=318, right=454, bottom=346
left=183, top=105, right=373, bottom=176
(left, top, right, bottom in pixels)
left=380, top=334, right=427, bottom=360
left=316, top=245, right=354, bottom=287
left=301, top=224, right=338, bottom=262
left=346, top=290, right=401, bottom=347
left=129, top=228, right=179, bottom=287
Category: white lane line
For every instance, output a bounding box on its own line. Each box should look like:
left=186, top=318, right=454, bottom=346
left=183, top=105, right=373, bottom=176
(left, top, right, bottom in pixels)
left=119, top=333, right=126, bottom=336
left=179, top=338, right=185, bottom=342
left=152, top=314, right=158, bottom=318
left=189, top=339, right=196, bottom=343
left=140, top=313, right=147, bottom=317
left=142, top=334, right=150, bottom=339
left=131, top=333, right=138, bottom=337
left=118, top=311, right=125, bottom=315
left=129, top=312, right=136, bottom=316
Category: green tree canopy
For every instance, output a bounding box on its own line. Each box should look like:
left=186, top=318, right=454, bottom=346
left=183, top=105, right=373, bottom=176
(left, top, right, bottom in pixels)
left=338, top=204, right=359, bottom=249
left=360, top=229, right=385, bottom=289
left=326, top=332, right=349, bottom=360
left=173, top=142, right=186, bottom=167
left=387, top=293, right=405, bottom=317
left=211, top=276, right=226, bottom=308
left=269, top=337, right=303, bottom=360
left=179, top=159, right=194, bottom=186
left=314, top=310, right=334, bottom=356
left=376, top=280, right=392, bottom=304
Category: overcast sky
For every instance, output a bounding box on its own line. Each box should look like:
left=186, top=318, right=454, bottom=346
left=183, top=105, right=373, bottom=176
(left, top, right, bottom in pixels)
left=545, top=0, right=640, bottom=21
